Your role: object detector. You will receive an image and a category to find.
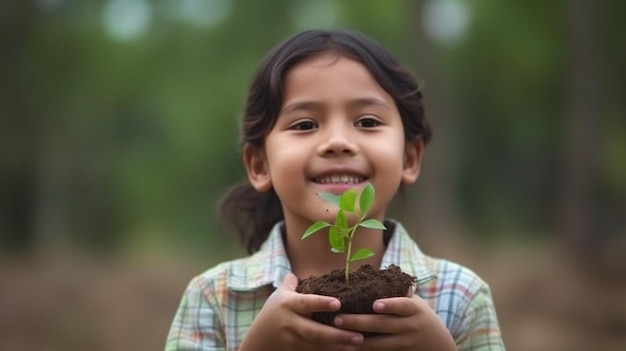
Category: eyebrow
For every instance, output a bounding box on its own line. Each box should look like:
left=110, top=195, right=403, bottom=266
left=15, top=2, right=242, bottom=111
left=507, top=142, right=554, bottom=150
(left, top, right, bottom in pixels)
left=280, top=97, right=391, bottom=115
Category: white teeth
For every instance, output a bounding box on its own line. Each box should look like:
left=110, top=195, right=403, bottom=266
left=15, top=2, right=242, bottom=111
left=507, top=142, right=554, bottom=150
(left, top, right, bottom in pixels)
left=316, top=175, right=365, bottom=184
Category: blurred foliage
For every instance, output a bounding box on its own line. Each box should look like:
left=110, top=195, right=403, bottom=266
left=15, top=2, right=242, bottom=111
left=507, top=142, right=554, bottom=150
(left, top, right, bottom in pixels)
left=1, top=0, right=624, bottom=256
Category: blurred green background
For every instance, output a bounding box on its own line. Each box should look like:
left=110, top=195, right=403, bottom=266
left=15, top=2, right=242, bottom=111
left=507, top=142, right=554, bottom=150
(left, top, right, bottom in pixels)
left=1, top=0, right=625, bottom=350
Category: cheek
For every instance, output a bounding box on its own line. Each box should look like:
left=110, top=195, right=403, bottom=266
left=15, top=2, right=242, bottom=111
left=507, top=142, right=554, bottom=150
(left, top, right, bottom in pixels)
left=373, top=139, right=406, bottom=168
left=265, top=140, right=308, bottom=176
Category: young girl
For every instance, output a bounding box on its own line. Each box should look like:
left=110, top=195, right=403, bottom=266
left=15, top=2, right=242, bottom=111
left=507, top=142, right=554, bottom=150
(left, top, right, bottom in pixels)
left=165, top=29, right=506, bottom=351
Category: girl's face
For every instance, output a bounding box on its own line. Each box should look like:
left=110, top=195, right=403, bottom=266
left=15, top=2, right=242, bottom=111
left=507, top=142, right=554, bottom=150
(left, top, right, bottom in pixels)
left=245, top=53, right=423, bottom=233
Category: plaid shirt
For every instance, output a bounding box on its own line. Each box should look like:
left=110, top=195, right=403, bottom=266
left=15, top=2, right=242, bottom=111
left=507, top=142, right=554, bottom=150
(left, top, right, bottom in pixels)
left=165, top=221, right=505, bottom=350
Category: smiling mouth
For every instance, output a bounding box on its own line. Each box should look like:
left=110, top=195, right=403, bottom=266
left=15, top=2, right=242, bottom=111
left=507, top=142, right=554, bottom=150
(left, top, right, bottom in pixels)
left=313, top=175, right=367, bottom=184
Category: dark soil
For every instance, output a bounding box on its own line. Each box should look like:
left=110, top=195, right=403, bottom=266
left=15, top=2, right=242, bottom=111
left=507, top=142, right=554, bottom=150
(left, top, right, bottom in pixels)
left=296, top=264, right=415, bottom=328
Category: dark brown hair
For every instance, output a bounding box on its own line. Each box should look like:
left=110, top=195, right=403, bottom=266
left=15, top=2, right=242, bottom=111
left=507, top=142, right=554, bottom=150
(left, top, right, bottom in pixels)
left=219, top=28, right=432, bottom=254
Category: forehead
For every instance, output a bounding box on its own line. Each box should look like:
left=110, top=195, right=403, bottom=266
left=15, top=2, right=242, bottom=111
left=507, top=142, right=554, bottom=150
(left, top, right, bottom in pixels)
left=282, top=53, right=393, bottom=107
left=285, top=53, right=369, bottom=84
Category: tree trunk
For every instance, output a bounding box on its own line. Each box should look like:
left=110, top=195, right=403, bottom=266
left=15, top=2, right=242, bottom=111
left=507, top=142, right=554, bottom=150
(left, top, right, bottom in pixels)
left=0, top=1, right=39, bottom=250
left=559, top=0, right=603, bottom=260
left=408, top=0, right=462, bottom=240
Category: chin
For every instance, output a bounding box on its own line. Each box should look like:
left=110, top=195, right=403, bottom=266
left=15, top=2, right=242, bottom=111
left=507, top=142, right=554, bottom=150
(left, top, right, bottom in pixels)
left=314, top=182, right=366, bottom=195
left=316, top=208, right=360, bottom=226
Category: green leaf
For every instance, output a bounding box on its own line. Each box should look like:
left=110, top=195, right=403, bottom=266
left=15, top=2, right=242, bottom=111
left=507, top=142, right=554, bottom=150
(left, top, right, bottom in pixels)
left=359, top=183, right=375, bottom=215
left=350, top=248, right=375, bottom=262
left=302, top=221, right=331, bottom=239
left=339, top=189, right=357, bottom=213
left=318, top=192, right=340, bottom=207
left=334, top=209, right=347, bottom=230
left=359, top=219, right=386, bottom=230
left=328, top=226, right=344, bottom=253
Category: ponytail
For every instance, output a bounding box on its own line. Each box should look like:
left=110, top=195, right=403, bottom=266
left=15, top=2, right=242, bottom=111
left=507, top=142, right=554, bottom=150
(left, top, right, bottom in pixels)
left=218, top=183, right=283, bottom=254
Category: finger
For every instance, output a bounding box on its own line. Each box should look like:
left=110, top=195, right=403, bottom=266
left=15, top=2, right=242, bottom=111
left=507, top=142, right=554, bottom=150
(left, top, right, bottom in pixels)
left=267, top=273, right=300, bottom=304
left=280, top=272, right=299, bottom=291
left=335, top=313, right=410, bottom=334
left=280, top=273, right=342, bottom=313
left=295, top=317, right=364, bottom=347
left=360, top=334, right=397, bottom=351
left=372, top=296, right=421, bottom=317
left=288, top=293, right=341, bottom=315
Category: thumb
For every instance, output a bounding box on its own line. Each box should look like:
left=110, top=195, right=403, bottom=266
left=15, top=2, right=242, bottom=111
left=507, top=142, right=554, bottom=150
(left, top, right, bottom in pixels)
left=407, top=285, right=414, bottom=297
left=280, top=272, right=299, bottom=291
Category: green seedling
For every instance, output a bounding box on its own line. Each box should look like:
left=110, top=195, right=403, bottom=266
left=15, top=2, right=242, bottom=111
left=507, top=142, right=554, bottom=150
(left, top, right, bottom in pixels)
left=301, top=183, right=386, bottom=283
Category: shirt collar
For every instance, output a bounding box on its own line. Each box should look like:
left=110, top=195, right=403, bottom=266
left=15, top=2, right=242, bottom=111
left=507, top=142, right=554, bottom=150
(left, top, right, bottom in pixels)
left=381, top=220, right=437, bottom=285
left=228, top=220, right=436, bottom=291
left=228, top=222, right=291, bottom=291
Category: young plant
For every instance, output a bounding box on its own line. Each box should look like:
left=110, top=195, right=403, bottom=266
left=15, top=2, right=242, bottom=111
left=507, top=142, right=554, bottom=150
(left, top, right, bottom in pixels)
left=301, top=183, right=386, bottom=283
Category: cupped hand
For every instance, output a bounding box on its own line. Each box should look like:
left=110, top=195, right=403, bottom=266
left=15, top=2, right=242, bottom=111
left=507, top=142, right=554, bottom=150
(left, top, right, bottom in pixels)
left=239, top=272, right=364, bottom=351
left=333, top=292, right=457, bottom=351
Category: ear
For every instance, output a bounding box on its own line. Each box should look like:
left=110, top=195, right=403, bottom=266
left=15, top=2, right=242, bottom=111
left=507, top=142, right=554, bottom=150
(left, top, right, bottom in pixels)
left=401, top=138, right=425, bottom=185
left=243, top=143, right=272, bottom=192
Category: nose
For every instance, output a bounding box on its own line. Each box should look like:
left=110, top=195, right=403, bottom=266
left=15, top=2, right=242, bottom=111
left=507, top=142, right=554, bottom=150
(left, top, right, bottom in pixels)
left=317, top=124, right=358, bottom=157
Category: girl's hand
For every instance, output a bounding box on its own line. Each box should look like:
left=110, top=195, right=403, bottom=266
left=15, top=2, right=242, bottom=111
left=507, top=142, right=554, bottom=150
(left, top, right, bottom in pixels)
left=333, top=291, right=457, bottom=351
left=239, top=273, right=364, bottom=351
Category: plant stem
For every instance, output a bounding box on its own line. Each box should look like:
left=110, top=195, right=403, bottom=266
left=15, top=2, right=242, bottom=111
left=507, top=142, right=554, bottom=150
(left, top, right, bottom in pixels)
left=344, top=218, right=362, bottom=283
left=345, top=237, right=352, bottom=283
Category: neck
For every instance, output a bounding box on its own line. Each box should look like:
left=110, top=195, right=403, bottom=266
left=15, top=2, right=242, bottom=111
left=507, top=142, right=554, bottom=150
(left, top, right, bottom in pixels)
left=283, top=220, right=386, bottom=279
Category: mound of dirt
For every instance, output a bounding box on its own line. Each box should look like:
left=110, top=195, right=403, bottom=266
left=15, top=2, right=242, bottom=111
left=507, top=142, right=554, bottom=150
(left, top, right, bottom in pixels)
left=296, top=264, right=415, bottom=329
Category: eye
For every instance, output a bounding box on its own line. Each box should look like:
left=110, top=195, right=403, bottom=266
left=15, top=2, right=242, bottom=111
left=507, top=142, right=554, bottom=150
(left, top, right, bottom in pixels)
left=288, top=119, right=317, bottom=131
left=355, top=117, right=381, bottom=128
